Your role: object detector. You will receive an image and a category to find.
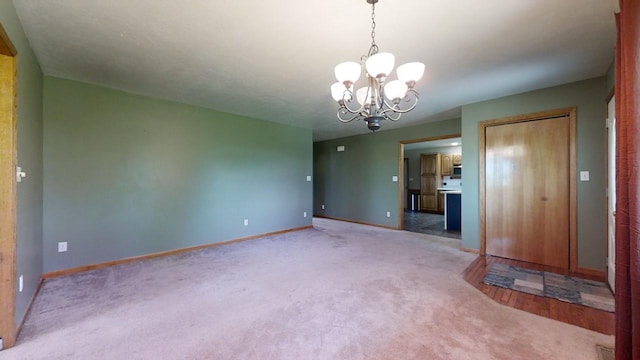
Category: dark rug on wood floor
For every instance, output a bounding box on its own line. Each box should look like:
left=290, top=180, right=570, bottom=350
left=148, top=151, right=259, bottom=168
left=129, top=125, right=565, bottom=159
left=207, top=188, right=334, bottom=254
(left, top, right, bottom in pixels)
left=483, top=263, right=615, bottom=312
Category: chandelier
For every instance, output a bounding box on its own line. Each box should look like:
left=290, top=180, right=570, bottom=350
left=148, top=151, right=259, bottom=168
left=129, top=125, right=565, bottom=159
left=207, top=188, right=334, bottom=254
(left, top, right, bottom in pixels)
left=330, top=0, right=425, bottom=131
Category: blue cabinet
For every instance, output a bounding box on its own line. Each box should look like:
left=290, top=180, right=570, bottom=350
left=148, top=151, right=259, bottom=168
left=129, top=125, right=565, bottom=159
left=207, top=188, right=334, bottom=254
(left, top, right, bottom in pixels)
left=445, top=193, right=461, bottom=231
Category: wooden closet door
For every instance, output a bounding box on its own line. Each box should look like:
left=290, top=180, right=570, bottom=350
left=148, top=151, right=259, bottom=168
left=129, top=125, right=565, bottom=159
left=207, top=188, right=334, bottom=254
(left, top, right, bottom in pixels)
left=485, top=116, right=570, bottom=268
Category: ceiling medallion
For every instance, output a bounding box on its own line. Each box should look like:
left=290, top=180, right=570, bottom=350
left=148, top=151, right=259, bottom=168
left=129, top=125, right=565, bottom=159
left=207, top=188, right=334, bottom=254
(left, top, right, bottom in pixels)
left=330, top=0, right=425, bottom=131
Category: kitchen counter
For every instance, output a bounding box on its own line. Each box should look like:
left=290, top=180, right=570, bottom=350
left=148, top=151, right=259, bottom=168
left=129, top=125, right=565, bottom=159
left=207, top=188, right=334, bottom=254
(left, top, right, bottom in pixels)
left=438, top=189, right=461, bottom=194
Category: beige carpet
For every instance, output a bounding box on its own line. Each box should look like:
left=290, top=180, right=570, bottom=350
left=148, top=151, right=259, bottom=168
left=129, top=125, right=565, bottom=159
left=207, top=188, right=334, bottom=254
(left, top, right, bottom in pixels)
left=2, top=218, right=613, bottom=359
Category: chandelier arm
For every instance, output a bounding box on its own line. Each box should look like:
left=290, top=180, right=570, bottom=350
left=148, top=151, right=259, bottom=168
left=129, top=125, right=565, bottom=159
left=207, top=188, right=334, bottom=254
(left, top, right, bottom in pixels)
left=336, top=109, right=363, bottom=123
left=337, top=101, right=370, bottom=122
left=340, top=95, right=368, bottom=115
left=381, top=90, right=420, bottom=114
left=383, top=110, right=403, bottom=121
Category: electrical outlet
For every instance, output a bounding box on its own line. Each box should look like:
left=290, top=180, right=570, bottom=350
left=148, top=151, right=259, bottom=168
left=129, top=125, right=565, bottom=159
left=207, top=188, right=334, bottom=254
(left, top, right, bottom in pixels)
left=306, top=175, right=311, bottom=181
left=303, top=212, right=307, bottom=218
left=243, top=219, right=249, bottom=226
left=58, top=242, right=67, bottom=252
left=392, top=176, right=398, bottom=182
left=321, top=204, right=325, bottom=210
left=19, top=275, right=23, bottom=292
left=386, top=211, right=391, bottom=218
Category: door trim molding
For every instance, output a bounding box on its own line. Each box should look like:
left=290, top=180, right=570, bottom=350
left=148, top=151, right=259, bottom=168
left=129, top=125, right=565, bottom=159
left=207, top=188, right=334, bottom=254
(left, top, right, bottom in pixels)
left=0, top=22, right=17, bottom=348
left=479, top=107, right=577, bottom=271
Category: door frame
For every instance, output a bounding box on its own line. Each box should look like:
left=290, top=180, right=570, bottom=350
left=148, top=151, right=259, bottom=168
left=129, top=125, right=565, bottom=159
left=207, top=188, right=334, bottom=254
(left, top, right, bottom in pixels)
left=0, top=23, right=17, bottom=348
left=606, top=92, right=616, bottom=291
left=397, top=134, right=461, bottom=229
left=479, top=107, right=577, bottom=271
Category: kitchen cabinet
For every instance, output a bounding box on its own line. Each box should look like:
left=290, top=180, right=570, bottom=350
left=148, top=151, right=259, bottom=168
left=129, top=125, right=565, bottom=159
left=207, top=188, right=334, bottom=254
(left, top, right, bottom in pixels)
left=452, top=154, right=462, bottom=166
left=437, top=191, right=445, bottom=213
left=420, top=153, right=442, bottom=212
left=441, top=154, right=452, bottom=176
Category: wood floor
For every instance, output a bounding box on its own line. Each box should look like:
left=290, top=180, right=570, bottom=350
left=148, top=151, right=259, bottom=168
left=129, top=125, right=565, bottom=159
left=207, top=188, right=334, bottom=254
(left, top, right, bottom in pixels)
left=462, top=255, right=615, bottom=335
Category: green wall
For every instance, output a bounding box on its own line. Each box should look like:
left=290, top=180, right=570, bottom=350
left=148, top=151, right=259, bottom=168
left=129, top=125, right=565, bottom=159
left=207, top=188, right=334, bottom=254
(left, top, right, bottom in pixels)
left=314, top=119, right=461, bottom=227
left=43, top=77, right=312, bottom=272
left=461, top=77, right=609, bottom=270
left=0, top=2, right=44, bottom=326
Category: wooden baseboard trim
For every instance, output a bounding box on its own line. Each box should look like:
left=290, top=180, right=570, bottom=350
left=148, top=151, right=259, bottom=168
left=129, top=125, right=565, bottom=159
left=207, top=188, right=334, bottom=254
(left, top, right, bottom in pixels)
left=13, top=277, right=44, bottom=343
left=574, top=267, right=606, bottom=282
left=43, top=225, right=313, bottom=279
left=313, top=215, right=399, bottom=230
left=461, top=247, right=480, bottom=254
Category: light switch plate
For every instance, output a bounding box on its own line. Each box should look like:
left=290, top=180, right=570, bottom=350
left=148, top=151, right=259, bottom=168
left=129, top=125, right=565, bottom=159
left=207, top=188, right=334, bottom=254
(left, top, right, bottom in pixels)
left=306, top=175, right=311, bottom=182
left=392, top=176, right=398, bottom=182
left=337, top=145, right=345, bottom=152
left=580, top=171, right=590, bottom=181
left=16, top=166, right=26, bottom=183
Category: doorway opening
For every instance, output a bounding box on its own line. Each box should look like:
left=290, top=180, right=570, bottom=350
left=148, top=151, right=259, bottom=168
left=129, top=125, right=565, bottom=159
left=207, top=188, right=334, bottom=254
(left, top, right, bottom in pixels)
left=398, top=134, right=462, bottom=239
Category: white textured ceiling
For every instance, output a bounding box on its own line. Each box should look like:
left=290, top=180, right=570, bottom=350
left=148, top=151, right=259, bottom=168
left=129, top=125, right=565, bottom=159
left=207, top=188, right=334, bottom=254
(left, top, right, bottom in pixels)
left=13, top=0, right=617, bottom=141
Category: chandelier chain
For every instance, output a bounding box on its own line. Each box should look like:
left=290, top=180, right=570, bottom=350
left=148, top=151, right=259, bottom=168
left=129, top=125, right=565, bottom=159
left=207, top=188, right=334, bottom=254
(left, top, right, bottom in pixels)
left=370, top=3, right=376, bottom=46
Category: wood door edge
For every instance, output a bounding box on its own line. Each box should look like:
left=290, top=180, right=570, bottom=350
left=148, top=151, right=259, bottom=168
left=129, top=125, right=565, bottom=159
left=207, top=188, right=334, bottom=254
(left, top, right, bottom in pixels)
left=397, top=142, right=404, bottom=229
left=0, top=23, right=17, bottom=56
left=0, top=49, right=17, bottom=348
left=479, top=122, right=486, bottom=256
left=568, top=108, right=578, bottom=271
